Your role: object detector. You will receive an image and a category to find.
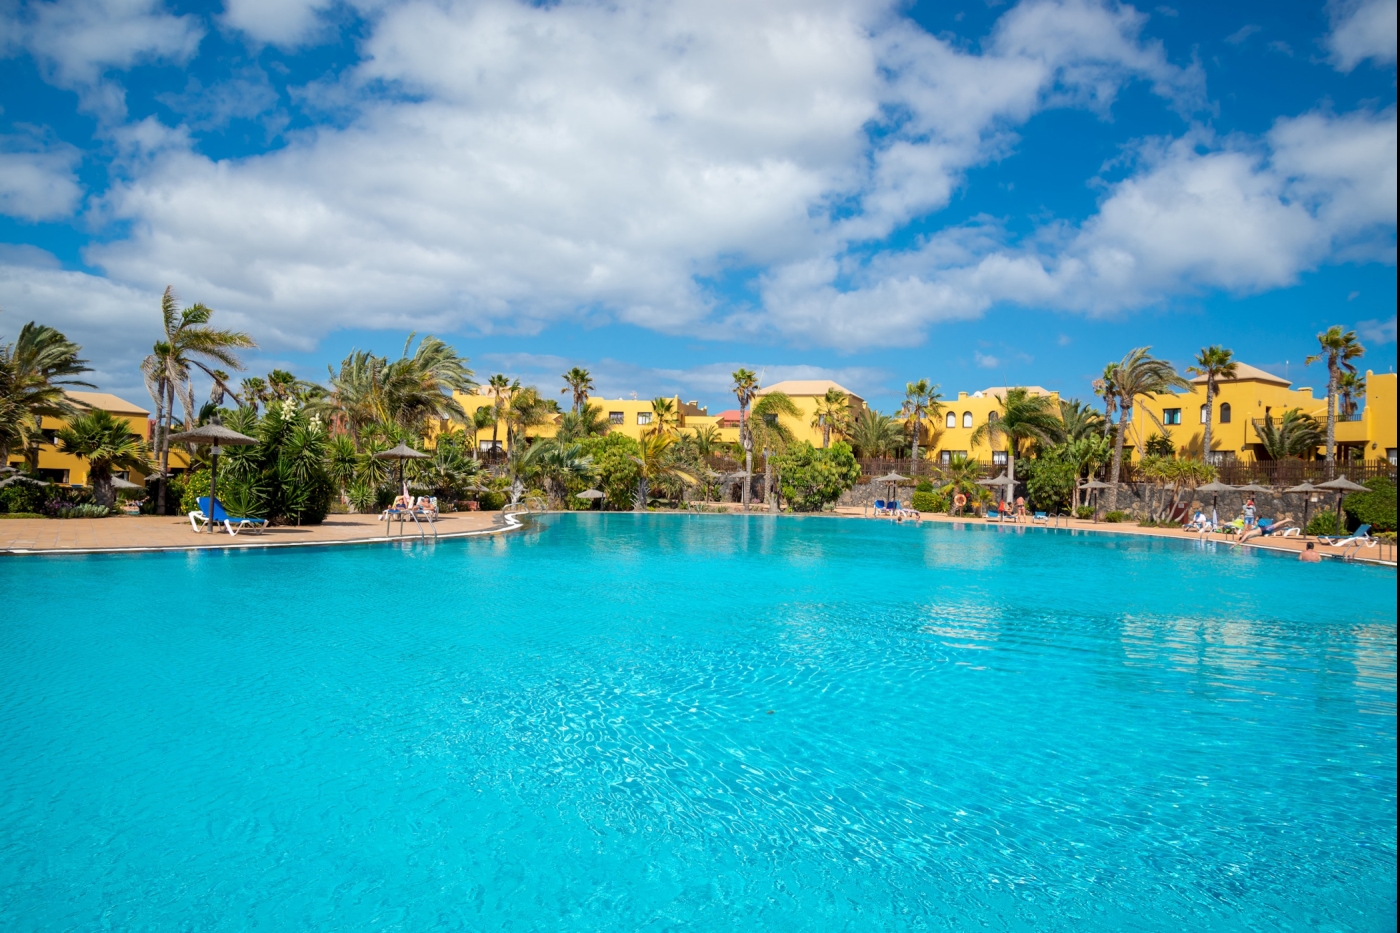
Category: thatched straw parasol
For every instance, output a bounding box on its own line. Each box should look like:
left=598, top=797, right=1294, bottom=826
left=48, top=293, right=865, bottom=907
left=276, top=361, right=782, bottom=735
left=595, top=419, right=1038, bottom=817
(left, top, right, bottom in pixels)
left=167, top=422, right=259, bottom=533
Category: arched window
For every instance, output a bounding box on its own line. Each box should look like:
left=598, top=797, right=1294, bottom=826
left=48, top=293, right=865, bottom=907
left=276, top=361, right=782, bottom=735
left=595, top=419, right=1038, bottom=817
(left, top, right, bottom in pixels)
left=1200, top=404, right=1209, bottom=423
left=946, top=411, right=956, bottom=428
left=962, top=411, right=973, bottom=428
left=988, top=411, right=999, bottom=422
left=1219, top=402, right=1232, bottom=424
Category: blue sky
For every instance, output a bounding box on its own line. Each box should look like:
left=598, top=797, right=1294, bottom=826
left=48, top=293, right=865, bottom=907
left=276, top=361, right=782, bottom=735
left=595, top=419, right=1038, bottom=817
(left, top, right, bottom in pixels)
left=0, top=0, right=1395, bottom=414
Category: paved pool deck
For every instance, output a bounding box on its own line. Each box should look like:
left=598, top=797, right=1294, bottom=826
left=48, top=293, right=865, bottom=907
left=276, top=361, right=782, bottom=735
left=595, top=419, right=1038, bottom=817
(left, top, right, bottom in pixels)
left=0, top=511, right=513, bottom=555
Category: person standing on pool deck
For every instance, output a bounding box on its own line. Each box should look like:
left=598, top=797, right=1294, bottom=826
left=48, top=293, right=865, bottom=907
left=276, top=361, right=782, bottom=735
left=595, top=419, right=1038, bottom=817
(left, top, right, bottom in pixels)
left=1243, top=497, right=1256, bottom=527
left=1299, top=542, right=1321, bottom=562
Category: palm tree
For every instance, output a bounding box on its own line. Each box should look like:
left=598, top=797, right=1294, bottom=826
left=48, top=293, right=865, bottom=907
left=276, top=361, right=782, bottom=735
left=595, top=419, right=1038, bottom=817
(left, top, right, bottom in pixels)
left=55, top=409, right=150, bottom=508
left=900, top=379, right=943, bottom=470
left=505, top=387, right=558, bottom=448
left=1337, top=370, right=1366, bottom=421
left=560, top=367, right=594, bottom=414
left=557, top=403, right=610, bottom=442
left=512, top=438, right=593, bottom=507
left=1255, top=409, right=1324, bottom=460
left=240, top=376, right=268, bottom=413
left=690, top=423, right=723, bottom=460
left=731, top=368, right=760, bottom=509
left=750, top=392, right=801, bottom=511
left=936, top=453, right=983, bottom=514
left=0, top=322, right=93, bottom=468
left=142, top=287, right=256, bottom=513
left=630, top=433, right=697, bottom=511
left=1305, top=326, right=1365, bottom=472
left=1185, top=345, right=1237, bottom=463
left=486, top=374, right=517, bottom=455
left=1092, top=363, right=1119, bottom=438
left=810, top=387, right=850, bottom=448
left=1058, top=398, right=1105, bottom=442
left=646, top=396, right=679, bottom=437
left=1059, top=434, right=1111, bottom=511
left=847, top=408, right=903, bottom=457
left=1104, top=348, right=1189, bottom=509
left=970, top=388, right=1064, bottom=509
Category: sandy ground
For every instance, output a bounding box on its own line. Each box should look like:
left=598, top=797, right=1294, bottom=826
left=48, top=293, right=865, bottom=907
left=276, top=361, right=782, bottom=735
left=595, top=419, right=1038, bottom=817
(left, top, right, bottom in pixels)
left=0, top=511, right=511, bottom=554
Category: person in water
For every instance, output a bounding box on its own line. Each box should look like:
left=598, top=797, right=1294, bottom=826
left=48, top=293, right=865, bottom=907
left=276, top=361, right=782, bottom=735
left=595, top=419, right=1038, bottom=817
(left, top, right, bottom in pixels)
left=1299, top=542, right=1322, bottom=563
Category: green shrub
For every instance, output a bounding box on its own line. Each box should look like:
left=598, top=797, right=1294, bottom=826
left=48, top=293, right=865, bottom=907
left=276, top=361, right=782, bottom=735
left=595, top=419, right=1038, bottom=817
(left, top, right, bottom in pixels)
left=915, top=479, right=934, bottom=494
left=1020, top=457, right=1075, bottom=512
left=478, top=491, right=506, bottom=511
left=180, top=470, right=212, bottom=515
left=1074, top=506, right=1094, bottom=519
left=54, top=503, right=110, bottom=518
left=1103, top=510, right=1128, bottom=523
left=775, top=442, right=862, bottom=512
left=1343, top=478, right=1396, bottom=532
left=0, top=481, right=48, bottom=514
left=1305, top=511, right=1342, bottom=536
left=911, top=491, right=937, bottom=512
left=579, top=433, right=641, bottom=511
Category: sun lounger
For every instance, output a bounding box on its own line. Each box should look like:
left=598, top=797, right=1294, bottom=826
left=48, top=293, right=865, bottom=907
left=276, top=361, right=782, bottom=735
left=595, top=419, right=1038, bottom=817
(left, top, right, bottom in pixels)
left=1317, top=523, right=1370, bottom=546
left=1033, top=511, right=1047, bottom=524
left=414, top=496, right=439, bottom=521
left=189, top=497, right=268, bottom=536
left=1331, top=525, right=1376, bottom=549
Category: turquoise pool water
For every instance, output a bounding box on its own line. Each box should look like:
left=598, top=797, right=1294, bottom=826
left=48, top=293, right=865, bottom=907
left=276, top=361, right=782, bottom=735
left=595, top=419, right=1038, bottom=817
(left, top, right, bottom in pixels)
left=1, top=514, right=1394, bottom=931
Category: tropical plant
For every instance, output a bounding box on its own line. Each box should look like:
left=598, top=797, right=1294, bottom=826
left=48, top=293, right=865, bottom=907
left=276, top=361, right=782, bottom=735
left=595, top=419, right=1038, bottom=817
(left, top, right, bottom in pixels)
left=1254, top=409, right=1324, bottom=460
left=900, top=379, right=943, bottom=467
left=216, top=401, right=334, bottom=524
left=1144, top=432, right=1175, bottom=458
left=1019, top=457, right=1076, bottom=513
left=646, top=397, right=679, bottom=437
left=731, top=369, right=760, bottom=508
left=1093, top=362, right=1119, bottom=439
left=0, top=321, right=93, bottom=468
left=505, top=387, right=559, bottom=448
left=811, top=387, right=851, bottom=448
left=558, top=402, right=610, bottom=441
left=1104, top=348, right=1189, bottom=509
left=847, top=408, right=903, bottom=457
left=970, top=387, right=1065, bottom=507
left=1056, top=434, right=1112, bottom=511
left=1058, top=398, right=1105, bottom=442
left=512, top=438, right=593, bottom=508
left=746, top=391, right=801, bottom=510
left=560, top=367, right=594, bottom=414
left=690, top=423, right=723, bottom=459
left=630, top=433, right=697, bottom=510
left=1337, top=370, right=1366, bottom=420
left=1343, top=477, right=1395, bottom=533
left=484, top=374, right=516, bottom=454
left=314, top=335, right=475, bottom=446
left=54, top=409, right=150, bottom=507
left=774, top=441, right=861, bottom=511
left=240, top=376, right=268, bottom=413
left=414, top=431, right=482, bottom=502
left=580, top=433, right=641, bottom=510
left=1185, top=345, right=1236, bottom=461
left=936, top=453, right=983, bottom=512
left=142, top=288, right=256, bottom=514
left=1305, top=325, right=1365, bottom=471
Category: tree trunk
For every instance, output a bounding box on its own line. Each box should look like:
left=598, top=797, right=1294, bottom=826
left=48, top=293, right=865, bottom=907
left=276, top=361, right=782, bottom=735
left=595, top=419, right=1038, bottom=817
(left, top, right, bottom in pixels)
left=765, top=449, right=777, bottom=513
left=1108, top=403, right=1128, bottom=510
left=154, top=377, right=167, bottom=514
left=92, top=468, right=114, bottom=508
left=26, top=414, right=41, bottom=472
left=1202, top=380, right=1214, bottom=463
left=1324, top=362, right=1337, bottom=475
left=1005, top=444, right=1016, bottom=519
left=910, top=420, right=920, bottom=473
left=740, top=412, right=752, bottom=511
left=822, top=423, right=830, bottom=448
left=634, top=476, right=648, bottom=511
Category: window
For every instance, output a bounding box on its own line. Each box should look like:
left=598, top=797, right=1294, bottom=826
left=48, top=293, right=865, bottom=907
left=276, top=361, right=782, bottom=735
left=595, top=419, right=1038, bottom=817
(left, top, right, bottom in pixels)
left=609, top=411, right=624, bottom=425
left=763, top=413, right=778, bottom=426
left=988, top=411, right=999, bottom=422
left=1162, top=408, right=1181, bottom=425
left=962, top=412, right=973, bottom=428
left=1219, top=403, right=1231, bottom=424
left=479, top=440, right=501, bottom=453
left=946, top=411, right=956, bottom=428
left=1200, top=404, right=1209, bottom=424
left=992, top=451, right=1008, bottom=465
left=940, top=450, right=967, bottom=464
left=1388, top=448, right=1398, bottom=465
left=636, top=412, right=652, bottom=425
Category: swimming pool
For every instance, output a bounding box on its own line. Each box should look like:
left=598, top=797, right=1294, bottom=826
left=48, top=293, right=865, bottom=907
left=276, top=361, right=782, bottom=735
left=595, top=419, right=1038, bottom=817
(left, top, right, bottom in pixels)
left=1, top=514, right=1394, bottom=930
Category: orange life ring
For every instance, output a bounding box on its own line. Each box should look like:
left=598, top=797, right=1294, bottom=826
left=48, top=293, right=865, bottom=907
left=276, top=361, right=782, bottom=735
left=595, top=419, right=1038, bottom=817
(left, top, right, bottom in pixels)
left=953, top=493, right=967, bottom=507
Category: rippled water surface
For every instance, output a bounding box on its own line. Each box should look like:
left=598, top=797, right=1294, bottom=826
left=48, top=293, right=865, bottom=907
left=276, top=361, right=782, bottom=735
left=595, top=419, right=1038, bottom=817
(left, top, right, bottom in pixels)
left=1, top=514, right=1395, bottom=931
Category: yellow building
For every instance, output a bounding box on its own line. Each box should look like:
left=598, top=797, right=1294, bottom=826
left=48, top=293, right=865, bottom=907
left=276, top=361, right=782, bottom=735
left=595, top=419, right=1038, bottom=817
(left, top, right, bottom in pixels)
left=449, top=391, right=711, bottom=451
left=928, top=386, right=1061, bottom=465
left=3, top=391, right=185, bottom=486
left=1131, top=364, right=1398, bottom=463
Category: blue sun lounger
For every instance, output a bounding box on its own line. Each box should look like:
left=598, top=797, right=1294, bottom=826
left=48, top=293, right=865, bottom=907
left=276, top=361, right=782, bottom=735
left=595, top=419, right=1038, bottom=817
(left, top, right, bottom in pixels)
left=189, top=497, right=268, bottom=536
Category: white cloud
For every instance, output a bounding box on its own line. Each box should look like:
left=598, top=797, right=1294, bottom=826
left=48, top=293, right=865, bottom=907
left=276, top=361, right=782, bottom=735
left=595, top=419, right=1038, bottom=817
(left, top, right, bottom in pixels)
left=221, top=0, right=334, bottom=47
left=0, top=133, right=84, bottom=220
left=1326, top=0, right=1397, bottom=71
left=1357, top=315, right=1397, bottom=344
left=5, top=0, right=203, bottom=117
